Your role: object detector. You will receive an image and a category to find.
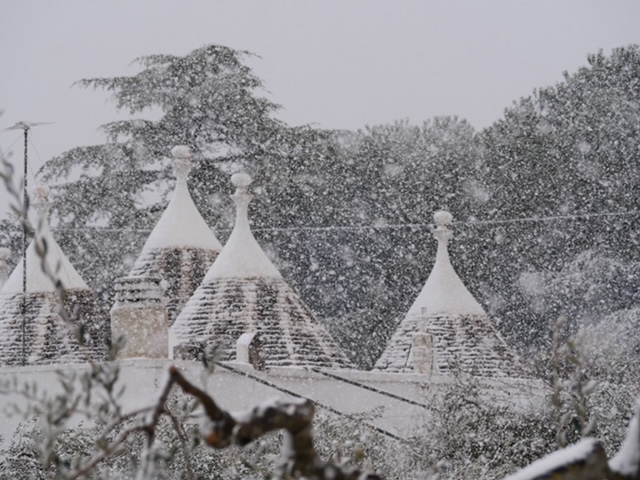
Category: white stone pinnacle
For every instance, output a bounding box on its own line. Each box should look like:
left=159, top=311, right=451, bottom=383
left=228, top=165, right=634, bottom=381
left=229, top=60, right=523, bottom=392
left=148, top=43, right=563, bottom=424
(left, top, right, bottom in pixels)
left=33, top=184, right=50, bottom=202
left=230, top=172, right=253, bottom=216
left=170, top=145, right=192, bottom=159
left=433, top=210, right=453, bottom=226
left=171, top=145, right=193, bottom=183
left=231, top=172, right=252, bottom=192
left=432, top=210, right=454, bottom=246
left=32, top=185, right=51, bottom=219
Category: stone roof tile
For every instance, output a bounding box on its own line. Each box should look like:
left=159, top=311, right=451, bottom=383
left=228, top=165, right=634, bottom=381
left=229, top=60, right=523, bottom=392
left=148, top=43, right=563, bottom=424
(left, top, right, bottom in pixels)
left=0, top=289, right=109, bottom=366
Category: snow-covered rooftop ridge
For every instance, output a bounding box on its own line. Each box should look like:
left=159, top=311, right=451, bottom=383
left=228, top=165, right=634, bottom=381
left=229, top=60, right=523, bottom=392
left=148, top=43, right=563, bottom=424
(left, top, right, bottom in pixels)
left=141, top=146, right=222, bottom=251
left=204, top=172, right=281, bottom=280
left=2, top=185, right=88, bottom=293
left=407, top=210, right=485, bottom=317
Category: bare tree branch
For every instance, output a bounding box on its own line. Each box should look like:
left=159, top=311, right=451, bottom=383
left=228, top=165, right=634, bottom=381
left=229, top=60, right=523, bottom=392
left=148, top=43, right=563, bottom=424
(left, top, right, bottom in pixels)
left=167, top=366, right=381, bottom=480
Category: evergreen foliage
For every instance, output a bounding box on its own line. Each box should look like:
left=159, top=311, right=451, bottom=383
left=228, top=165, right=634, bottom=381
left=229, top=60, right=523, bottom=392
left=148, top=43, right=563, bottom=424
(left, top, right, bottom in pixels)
left=474, top=45, right=640, bottom=351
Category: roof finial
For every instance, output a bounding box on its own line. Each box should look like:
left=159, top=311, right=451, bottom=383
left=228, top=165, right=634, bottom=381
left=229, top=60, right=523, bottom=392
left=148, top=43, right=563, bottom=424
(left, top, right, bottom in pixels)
left=230, top=172, right=253, bottom=225
left=432, top=210, right=453, bottom=245
left=32, top=185, right=51, bottom=220
left=231, top=172, right=252, bottom=195
left=170, top=145, right=193, bottom=183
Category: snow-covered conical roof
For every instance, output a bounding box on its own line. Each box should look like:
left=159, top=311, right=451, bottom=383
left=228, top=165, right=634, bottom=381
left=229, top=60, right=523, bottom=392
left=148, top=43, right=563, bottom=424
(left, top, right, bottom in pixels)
left=0, top=186, right=109, bottom=366
left=139, top=146, right=222, bottom=252
left=375, top=211, right=529, bottom=378
left=2, top=186, right=87, bottom=294
left=171, top=173, right=352, bottom=369
left=406, top=210, right=485, bottom=318
left=127, top=146, right=222, bottom=324
left=203, top=172, right=281, bottom=280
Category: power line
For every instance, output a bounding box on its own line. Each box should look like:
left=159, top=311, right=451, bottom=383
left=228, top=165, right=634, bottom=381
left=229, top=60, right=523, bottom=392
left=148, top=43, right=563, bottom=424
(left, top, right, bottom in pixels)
left=27, top=137, right=45, bottom=185
left=45, top=209, right=640, bottom=235
left=458, top=210, right=640, bottom=226
left=0, top=135, right=22, bottom=158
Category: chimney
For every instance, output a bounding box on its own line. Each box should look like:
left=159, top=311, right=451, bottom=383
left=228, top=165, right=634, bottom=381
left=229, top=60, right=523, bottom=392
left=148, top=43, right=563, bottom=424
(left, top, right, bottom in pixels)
left=110, top=276, right=168, bottom=359
left=236, top=332, right=264, bottom=370
left=412, top=312, right=438, bottom=374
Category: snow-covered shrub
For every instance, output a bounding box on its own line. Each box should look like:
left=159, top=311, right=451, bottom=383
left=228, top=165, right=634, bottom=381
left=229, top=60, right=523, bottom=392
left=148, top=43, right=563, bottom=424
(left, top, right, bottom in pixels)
left=408, top=375, right=556, bottom=480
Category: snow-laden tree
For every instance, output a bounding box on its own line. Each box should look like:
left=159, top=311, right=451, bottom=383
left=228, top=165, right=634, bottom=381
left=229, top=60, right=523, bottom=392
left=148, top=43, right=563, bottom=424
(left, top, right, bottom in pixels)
left=34, top=45, right=341, bottom=310
left=519, top=251, right=640, bottom=337
left=474, top=45, right=640, bottom=349
left=42, top=45, right=287, bottom=224
left=482, top=46, right=640, bottom=221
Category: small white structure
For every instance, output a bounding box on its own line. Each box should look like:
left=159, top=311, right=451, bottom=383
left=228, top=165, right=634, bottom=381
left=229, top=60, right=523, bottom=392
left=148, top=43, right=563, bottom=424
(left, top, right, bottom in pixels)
left=110, top=276, right=168, bottom=359
left=236, top=332, right=264, bottom=369
left=375, top=211, right=528, bottom=378
left=0, top=186, right=109, bottom=365
left=171, top=173, right=352, bottom=369
left=411, top=327, right=437, bottom=375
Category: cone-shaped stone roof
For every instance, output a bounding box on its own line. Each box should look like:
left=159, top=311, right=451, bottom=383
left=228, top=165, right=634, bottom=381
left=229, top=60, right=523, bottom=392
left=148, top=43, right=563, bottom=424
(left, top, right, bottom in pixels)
left=127, top=146, right=222, bottom=324
left=171, top=173, right=352, bottom=369
left=3, top=188, right=87, bottom=295
left=375, top=211, right=529, bottom=378
left=0, top=186, right=109, bottom=365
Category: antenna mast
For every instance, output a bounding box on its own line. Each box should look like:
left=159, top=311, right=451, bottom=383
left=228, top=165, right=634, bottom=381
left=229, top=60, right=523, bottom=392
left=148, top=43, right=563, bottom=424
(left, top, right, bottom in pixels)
left=3, top=121, right=51, bottom=365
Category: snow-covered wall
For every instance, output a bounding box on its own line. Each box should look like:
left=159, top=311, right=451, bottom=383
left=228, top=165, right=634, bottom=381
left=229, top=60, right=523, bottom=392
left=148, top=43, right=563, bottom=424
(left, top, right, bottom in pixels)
left=0, top=359, right=547, bottom=448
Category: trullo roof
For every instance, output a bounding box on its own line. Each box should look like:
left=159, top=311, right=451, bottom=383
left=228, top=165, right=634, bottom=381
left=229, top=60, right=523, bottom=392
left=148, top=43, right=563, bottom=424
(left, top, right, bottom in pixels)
left=126, top=146, right=222, bottom=324
left=0, top=186, right=109, bottom=365
left=374, top=211, right=529, bottom=378
left=171, top=173, right=352, bottom=369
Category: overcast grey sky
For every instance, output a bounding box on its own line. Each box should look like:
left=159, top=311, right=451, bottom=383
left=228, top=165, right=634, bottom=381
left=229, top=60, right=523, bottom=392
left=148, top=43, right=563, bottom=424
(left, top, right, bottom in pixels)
left=1, top=0, right=640, bottom=213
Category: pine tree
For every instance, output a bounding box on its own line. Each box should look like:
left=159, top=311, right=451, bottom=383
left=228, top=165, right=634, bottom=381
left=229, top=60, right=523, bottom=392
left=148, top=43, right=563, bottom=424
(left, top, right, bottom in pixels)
left=36, top=45, right=336, bottom=305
